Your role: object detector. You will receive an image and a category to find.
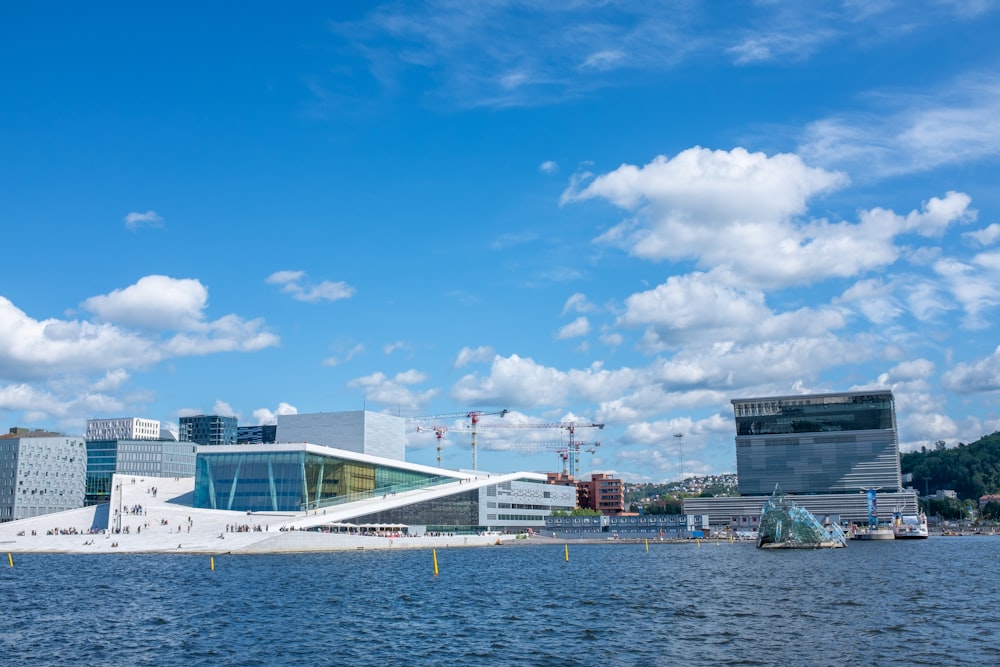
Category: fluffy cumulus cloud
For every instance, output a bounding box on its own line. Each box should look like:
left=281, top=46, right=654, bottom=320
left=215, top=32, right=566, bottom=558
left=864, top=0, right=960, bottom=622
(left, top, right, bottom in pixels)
left=80, top=276, right=278, bottom=355
left=617, top=272, right=847, bottom=352
left=942, top=346, right=1000, bottom=393
left=563, top=148, right=975, bottom=290
left=0, top=276, right=279, bottom=425
left=348, top=370, right=439, bottom=410
left=0, top=296, right=160, bottom=381
left=266, top=270, right=356, bottom=303
left=964, top=223, right=1000, bottom=247
left=84, top=275, right=209, bottom=330
left=253, top=401, right=298, bottom=425
left=556, top=316, right=590, bottom=340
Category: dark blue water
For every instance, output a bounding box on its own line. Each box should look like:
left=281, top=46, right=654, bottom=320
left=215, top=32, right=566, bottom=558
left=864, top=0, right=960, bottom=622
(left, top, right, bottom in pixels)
left=1, top=537, right=996, bottom=666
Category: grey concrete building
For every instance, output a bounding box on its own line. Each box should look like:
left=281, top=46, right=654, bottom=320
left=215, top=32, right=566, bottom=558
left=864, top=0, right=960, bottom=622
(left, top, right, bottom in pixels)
left=0, top=429, right=86, bottom=522
left=276, top=411, right=405, bottom=461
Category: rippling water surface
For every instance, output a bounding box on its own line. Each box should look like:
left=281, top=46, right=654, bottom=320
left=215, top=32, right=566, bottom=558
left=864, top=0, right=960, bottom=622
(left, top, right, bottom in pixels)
left=1, top=537, right=996, bottom=666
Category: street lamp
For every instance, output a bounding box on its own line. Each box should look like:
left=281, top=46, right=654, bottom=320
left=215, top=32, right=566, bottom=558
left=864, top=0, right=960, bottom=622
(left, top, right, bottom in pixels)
left=673, top=433, right=684, bottom=483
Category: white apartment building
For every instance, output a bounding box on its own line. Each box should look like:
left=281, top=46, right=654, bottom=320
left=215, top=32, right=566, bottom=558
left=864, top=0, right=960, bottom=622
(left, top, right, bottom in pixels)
left=86, top=417, right=161, bottom=441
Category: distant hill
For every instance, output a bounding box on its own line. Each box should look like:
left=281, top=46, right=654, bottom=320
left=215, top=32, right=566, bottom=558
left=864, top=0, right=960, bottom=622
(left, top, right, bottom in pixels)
left=901, top=431, right=1000, bottom=501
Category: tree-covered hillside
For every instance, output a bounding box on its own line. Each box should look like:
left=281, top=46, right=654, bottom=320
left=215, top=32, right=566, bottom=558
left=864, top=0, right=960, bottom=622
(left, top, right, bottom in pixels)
left=901, top=431, right=1000, bottom=501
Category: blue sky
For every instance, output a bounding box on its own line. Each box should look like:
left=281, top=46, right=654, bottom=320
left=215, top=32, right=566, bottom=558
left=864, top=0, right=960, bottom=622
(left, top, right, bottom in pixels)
left=3, top=1, right=1000, bottom=482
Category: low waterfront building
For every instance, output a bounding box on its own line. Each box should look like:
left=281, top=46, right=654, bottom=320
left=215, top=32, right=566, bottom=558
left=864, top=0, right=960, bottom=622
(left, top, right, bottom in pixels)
left=543, top=513, right=709, bottom=539
left=0, top=428, right=86, bottom=522
left=194, top=442, right=576, bottom=534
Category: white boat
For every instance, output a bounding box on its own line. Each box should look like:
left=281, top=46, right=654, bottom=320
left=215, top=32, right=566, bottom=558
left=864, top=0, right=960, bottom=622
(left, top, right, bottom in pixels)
left=893, top=512, right=929, bottom=539
left=851, top=525, right=895, bottom=540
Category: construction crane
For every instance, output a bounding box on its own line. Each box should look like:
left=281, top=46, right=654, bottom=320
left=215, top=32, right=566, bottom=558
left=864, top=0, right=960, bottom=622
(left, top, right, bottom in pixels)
left=478, top=421, right=604, bottom=478
left=481, top=439, right=600, bottom=475
left=415, top=425, right=449, bottom=467
left=409, top=409, right=509, bottom=470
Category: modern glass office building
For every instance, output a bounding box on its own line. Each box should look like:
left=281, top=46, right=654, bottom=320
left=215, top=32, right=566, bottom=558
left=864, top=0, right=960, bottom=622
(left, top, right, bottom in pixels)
left=684, top=390, right=918, bottom=527
left=179, top=415, right=238, bottom=446
left=732, top=390, right=902, bottom=496
left=85, top=439, right=198, bottom=505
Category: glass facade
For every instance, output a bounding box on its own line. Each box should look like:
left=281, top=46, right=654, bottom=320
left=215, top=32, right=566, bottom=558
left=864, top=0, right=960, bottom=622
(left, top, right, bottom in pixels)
left=194, top=447, right=452, bottom=512
left=85, top=440, right=118, bottom=506
left=350, top=490, right=481, bottom=533
left=732, top=391, right=901, bottom=496
left=733, top=391, right=895, bottom=436
left=85, top=439, right=197, bottom=505
left=180, top=415, right=238, bottom=446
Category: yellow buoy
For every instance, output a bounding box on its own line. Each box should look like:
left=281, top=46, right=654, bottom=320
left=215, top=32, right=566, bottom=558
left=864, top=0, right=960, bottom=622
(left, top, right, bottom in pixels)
left=645, top=538, right=649, bottom=552
left=432, top=548, right=439, bottom=576
left=696, top=538, right=701, bottom=547
left=210, top=557, right=215, bottom=571
left=7, top=553, right=12, bottom=567
left=564, top=544, right=569, bottom=562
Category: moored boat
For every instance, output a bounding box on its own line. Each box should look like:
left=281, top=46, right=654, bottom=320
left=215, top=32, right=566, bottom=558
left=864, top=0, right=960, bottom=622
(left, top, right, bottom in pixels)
left=850, top=525, right=895, bottom=540
left=893, top=512, right=929, bottom=539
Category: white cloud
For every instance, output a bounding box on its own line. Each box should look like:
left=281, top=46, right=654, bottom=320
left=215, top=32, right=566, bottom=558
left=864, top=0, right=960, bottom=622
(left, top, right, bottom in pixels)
left=943, top=345, right=1000, bottom=393
left=561, top=293, right=596, bottom=315
left=566, top=148, right=976, bottom=290
left=384, top=341, right=407, bottom=355
left=556, top=316, right=590, bottom=340
left=91, top=369, right=130, bottom=392
left=0, top=296, right=160, bottom=380
left=266, top=270, right=356, bottom=303
left=253, top=401, right=298, bottom=425
left=836, top=278, right=906, bottom=326
left=799, top=74, right=1000, bottom=179
left=617, top=272, right=847, bottom=351
left=933, top=257, right=1000, bottom=328
left=213, top=400, right=238, bottom=419
left=0, top=279, right=278, bottom=398
left=964, top=223, right=1000, bottom=246
left=599, top=331, right=623, bottom=348
left=453, top=345, right=495, bottom=368
left=539, top=160, right=558, bottom=174
left=84, top=275, right=209, bottom=330
left=395, top=369, right=428, bottom=385
left=322, top=343, right=365, bottom=368
left=348, top=371, right=438, bottom=410
left=124, top=210, right=163, bottom=230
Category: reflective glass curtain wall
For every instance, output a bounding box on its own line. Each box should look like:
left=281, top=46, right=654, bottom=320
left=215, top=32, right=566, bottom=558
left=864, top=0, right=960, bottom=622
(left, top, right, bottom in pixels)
left=195, top=450, right=447, bottom=512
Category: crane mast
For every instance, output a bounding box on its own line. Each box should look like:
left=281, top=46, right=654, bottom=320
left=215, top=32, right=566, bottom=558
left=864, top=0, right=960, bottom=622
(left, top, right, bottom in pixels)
left=410, top=409, right=508, bottom=470
left=481, top=439, right=600, bottom=475
left=479, top=421, right=604, bottom=477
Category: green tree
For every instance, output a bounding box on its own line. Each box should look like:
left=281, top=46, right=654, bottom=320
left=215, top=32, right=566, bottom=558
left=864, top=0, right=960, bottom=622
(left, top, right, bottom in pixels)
left=980, top=501, right=1000, bottom=521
